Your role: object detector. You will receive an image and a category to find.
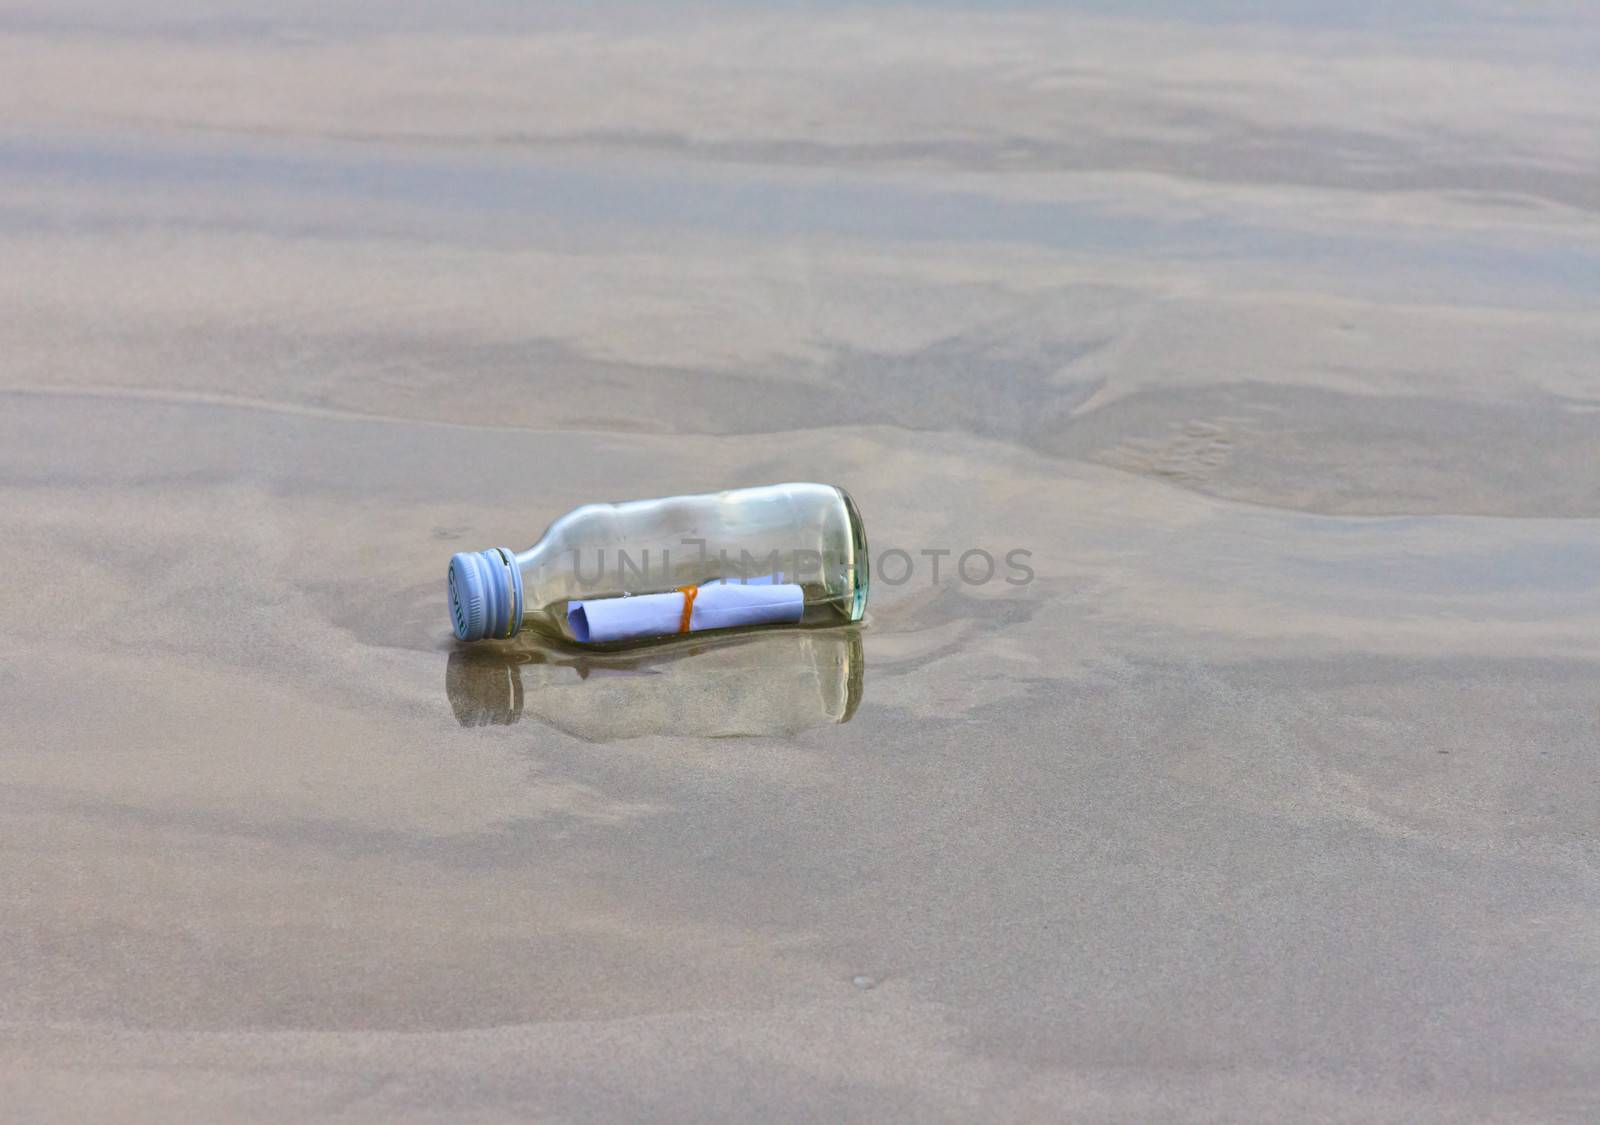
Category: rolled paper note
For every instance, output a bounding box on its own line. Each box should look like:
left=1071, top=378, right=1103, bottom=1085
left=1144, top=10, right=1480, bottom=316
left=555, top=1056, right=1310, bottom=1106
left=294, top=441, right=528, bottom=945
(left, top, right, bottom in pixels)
left=569, top=580, right=804, bottom=644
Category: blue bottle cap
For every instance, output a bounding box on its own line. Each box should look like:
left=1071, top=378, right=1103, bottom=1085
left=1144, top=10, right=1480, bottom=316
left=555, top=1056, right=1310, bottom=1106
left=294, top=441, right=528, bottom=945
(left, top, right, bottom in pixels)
left=447, top=548, right=524, bottom=641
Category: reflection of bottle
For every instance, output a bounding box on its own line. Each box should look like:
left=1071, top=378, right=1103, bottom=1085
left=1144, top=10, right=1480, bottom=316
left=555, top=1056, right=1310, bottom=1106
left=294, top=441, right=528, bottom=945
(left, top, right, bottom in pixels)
left=447, top=483, right=869, bottom=644
left=445, top=628, right=864, bottom=740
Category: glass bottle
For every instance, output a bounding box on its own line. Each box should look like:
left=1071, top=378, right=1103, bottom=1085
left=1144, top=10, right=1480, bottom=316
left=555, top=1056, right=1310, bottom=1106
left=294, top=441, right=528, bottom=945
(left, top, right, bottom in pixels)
left=448, top=482, right=869, bottom=645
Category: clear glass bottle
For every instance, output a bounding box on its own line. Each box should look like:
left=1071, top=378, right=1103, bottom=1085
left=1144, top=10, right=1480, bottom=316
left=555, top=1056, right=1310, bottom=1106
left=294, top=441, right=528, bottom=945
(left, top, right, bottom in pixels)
left=448, top=482, right=869, bottom=645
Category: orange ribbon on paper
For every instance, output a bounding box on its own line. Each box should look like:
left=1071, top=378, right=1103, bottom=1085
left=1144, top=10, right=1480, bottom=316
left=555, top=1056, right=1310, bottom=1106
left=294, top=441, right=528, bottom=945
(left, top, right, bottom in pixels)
left=675, top=584, right=698, bottom=634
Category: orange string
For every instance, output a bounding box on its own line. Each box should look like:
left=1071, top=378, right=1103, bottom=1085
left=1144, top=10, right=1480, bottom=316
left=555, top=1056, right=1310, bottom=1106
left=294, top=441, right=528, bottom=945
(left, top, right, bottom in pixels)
left=676, top=584, right=698, bottom=634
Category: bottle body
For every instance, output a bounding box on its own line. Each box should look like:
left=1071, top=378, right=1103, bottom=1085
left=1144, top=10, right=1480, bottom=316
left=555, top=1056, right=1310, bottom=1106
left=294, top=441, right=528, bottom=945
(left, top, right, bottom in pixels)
left=449, top=482, right=868, bottom=645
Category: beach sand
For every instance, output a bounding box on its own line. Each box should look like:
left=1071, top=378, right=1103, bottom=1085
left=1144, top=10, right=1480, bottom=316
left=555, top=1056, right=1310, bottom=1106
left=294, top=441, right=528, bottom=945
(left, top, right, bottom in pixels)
left=2, top=2, right=1599, bottom=1120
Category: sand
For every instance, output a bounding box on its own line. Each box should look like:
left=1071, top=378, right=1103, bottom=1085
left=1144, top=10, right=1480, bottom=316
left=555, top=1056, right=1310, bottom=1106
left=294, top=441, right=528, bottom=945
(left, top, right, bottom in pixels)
left=2, top=1, right=1599, bottom=1121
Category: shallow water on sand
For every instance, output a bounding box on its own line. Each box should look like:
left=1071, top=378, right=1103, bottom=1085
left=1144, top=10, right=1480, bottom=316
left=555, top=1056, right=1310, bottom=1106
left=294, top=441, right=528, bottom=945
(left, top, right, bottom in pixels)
left=2, top=2, right=1599, bottom=1120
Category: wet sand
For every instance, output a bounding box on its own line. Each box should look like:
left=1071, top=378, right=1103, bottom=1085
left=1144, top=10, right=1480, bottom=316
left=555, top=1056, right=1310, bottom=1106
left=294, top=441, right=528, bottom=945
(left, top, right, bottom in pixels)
left=2, top=2, right=1599, bottom=1121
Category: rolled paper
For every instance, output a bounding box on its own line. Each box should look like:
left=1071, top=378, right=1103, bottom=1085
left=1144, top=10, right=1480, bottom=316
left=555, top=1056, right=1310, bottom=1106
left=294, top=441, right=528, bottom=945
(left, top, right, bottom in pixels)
left=569, top=580, right=804, bottom=644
